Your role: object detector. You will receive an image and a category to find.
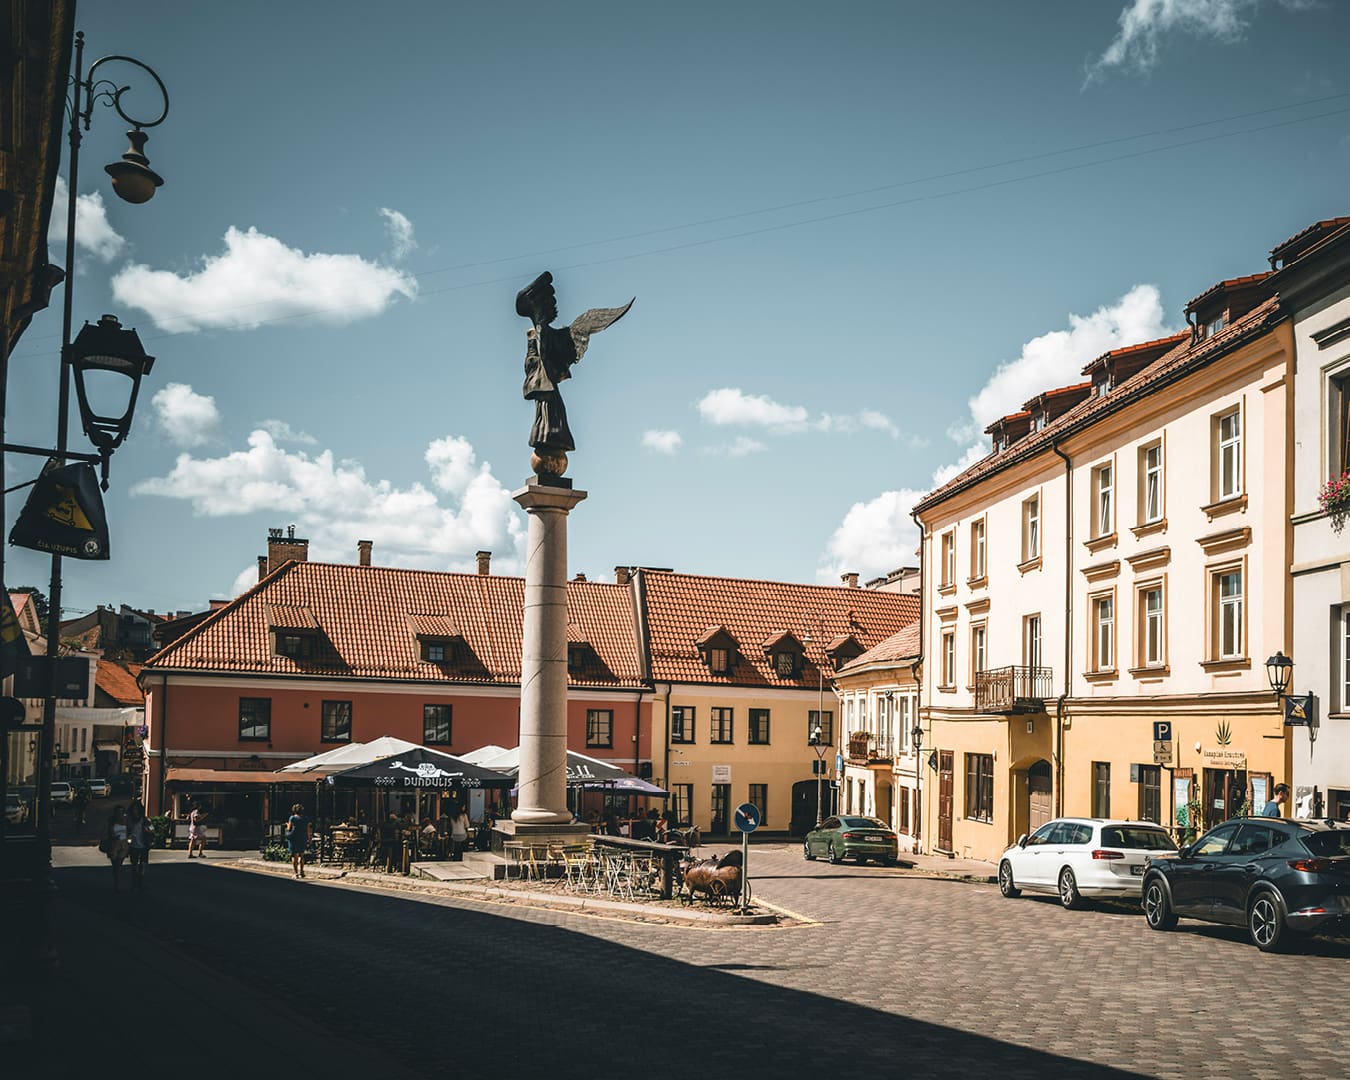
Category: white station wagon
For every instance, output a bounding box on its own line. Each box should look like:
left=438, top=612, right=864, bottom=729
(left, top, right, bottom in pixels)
left=998, top=817, right=1178, bottom=908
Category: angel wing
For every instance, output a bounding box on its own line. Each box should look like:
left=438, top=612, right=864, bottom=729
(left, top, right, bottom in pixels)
left=567, top=298, right=635, bottom=360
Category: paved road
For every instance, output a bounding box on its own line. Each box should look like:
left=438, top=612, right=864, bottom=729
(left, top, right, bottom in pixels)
left=32, top=840, right=1350, bottom=1079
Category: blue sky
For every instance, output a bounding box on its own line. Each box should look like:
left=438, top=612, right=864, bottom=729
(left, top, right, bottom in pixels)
left=8, top=0, right=1350, bottom=620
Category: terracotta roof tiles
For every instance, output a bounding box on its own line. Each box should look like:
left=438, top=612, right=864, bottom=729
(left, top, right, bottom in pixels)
left=96, top=660, right=144, bottom=705
left=838, top=624, right=922, bottom=673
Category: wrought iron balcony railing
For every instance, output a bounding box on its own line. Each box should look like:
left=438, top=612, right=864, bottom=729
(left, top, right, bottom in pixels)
left=846, top=732, right=895, bottom=764
left=974, top=665, right=1053, bottom=714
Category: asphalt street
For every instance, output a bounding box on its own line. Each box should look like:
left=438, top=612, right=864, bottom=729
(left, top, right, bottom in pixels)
left=22, top=838, right=1350, bottom=1079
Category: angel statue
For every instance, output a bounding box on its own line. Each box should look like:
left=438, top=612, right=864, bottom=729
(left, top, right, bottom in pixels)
left=515, top=271, right=633, bottom=484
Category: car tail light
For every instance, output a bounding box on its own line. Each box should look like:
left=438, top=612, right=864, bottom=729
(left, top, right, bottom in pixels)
left=841, top=832, right=858, bottom=839
left=1091, top=849, right=1125, bottom=860
left=1287, top=858, right=1332, bottom=873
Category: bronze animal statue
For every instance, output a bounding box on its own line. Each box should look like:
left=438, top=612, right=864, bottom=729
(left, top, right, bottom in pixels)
left=679, top=848, right=742, bottom=905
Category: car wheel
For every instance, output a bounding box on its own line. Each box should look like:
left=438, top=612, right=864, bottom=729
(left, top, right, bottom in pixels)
left=828, top=842, right=842, bottom=865
left=803, top=839, right=815, bottom=861
left=1143, top=878, right=1177, bottom=931
left=1058, top=866, right=1084, bottom=909
left=998, top=859, right=1021, bottom=898
left=1248, top=891, right=1288, bottom=953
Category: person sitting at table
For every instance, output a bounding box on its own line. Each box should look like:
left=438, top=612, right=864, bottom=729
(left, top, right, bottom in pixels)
left=633, top=813, right=656, bottom=841
left=587, top=810, right=601, bottom=834
left=603, top=810, right=620, bottom=836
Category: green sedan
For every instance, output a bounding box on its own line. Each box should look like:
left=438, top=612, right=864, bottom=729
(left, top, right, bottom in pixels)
left=804, top=815, right=899, bottom=865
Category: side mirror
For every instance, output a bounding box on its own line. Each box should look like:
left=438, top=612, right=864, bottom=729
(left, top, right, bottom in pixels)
left=1017, top=833, right=1029, bottom=848
left=1177, top=843, right=1193, bottom=859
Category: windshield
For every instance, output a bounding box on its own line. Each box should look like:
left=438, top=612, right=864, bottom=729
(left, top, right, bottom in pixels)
left=840, top=816, right=889, bottom=830
left=1304, top=831, right=1350, bottom=857
left=1099, top=826, right=1177, bottom=850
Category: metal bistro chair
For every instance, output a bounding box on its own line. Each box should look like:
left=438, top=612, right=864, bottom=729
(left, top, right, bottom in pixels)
left=602, top=851, right=635, bottom=901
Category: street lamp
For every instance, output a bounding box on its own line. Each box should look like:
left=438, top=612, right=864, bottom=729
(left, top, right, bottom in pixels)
left=1264, top=651, right=1293, bottom=697
left=809, top=723, right=828, bottom=827
left=0, top=30, right=168, bottom=888
left=911, top=720, right=924, bottom=854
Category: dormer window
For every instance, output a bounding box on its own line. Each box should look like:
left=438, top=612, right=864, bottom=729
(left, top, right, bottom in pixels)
left=710, top=647, right=731, bottom=674
left=408, top=614, right=465, bottom=666
left=277, top=632, right=314, bottom=660
left=1203, top=315, right=1225, bottom=339
left=761, top=630, right=805, bottom=678
left=774, top=651, right=796, bottom=677
left=567, top=643, right=589, bottom=672
left=426, top=642, right=446, bottom=663
left=697, top=625, right=740, bottom=677
left=267, top=603, right=321, bottom=660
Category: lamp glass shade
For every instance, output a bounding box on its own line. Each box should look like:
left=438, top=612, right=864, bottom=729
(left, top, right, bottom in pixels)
left=69, top=315, right=155, bottom=452
left=1264, top=652, right=1293, bottom=695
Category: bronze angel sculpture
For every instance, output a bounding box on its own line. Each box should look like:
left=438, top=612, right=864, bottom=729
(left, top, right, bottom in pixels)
left=515, top=271, right=633, bottom=483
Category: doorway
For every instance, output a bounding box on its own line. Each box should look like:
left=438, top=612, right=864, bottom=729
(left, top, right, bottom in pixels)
left=1027, top=760, right=1053, bottom=833
left=938, top=750, right=954, bottom=852
left=710, top=783, right=731, bottom=834
left=1203, top=768, right=1248, bottom=831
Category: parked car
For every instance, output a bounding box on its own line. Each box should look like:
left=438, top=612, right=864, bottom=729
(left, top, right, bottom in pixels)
left=1142, top=817, right=1350, bottom=952
left=49, top=781, right=73, bottom=804
left=86, top=779, right=110, bottom=798
left=998, top=818, right=1178, bottom=908
left=5, top=793, right=29, bottom=824
left=803, top=815, right=899, bottom=865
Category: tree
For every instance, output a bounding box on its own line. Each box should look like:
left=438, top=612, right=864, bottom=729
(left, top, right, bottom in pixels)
left=10, top=586, right=49, bottom=632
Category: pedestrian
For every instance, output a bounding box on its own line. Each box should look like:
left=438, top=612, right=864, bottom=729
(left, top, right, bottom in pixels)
left=286, top=802, right=312, bottom=879
left=186, top=802, right=208, bottom=859
left=73, top=785, right=89, bottom=834
left=126, top=799, right=155, bottom=890
left=475, top=806, right=495, bottom=852
left=101, top=805, right=129, bottom=890
left=1262, top=783, right=1289, bottom=818
left=449, top=804, right=470, bottom=861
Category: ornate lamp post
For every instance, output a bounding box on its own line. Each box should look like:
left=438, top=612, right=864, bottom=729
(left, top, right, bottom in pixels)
left=809, top=723, right=828, bottom=827
left=911, top=719, right=924, bottom=853
left=0, top=30, right=168, bottom=886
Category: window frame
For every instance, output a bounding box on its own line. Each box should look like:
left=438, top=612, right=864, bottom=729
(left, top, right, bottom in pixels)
left=1216, top=405, right=1243, bottom=502
left=748, top=783, right=767, bottom=823
left=1022, top=495, right=1040, bottom=563
left=1329, top=365, right=1350, bottom=483
left=940, top=629, right=956, bottom=689
left=321, top=699, right=353, bottom=744
left=709, top=707, right=734, bottom=745
left=670, top=705, right=695, bottom=744
left=708, top=647, right=731, bottom=675
left=1137, top=763, right=1161, bottom=824
left=1093, top=461, right=1114, bottom=539
left=1207, top=560, right=1246, bottom=662
left=238, top=697, right=271, bottom=742
left=808, top=710, right=834, bottom=745
left=423, top=703, right=452, bottom=745
left=1138, top=581, right=1166, bottom=670
left=963, top=753, right=994, bottom=823
left=970, top=621, right=987, bottom=685
left=671, top=783, right=693, bottom=827
left=586, top=708, right=614, bottom=749
left=969, top=517, right=987, bottom=582
left=1140, top=441, right=1164, bottom=525
left=1340, top=607, right=1350, bottom=714
left=1089, top=590, right=1115, bottom=674
left=1023, top=613, right=1043, bottom=669
left=1092, top=761, right=1111, bottom=818
left=940, top=530, right=956, bottom=590
left=277, top=632, right=315, bottom=660
left=748, top=708, right=770, bottom=745
left=773, top=651, right=797, bottom=678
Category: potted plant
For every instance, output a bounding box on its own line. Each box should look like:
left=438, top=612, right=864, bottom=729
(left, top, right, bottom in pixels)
left=1318, top=470, right=1350, bottom=532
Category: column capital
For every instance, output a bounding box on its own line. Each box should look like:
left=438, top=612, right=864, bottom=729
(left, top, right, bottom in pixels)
left=513, top=483, right=588, bottom=513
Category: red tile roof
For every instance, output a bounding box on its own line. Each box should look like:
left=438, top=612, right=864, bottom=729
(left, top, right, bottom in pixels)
left=838, top=624, right=922, bottom=673
left=96, top=660, right=144, bottom=705
left=1080, top=332, right=1189, bottom=376
left=1186, top=271, right=1273, bottom=312
left=916, top=295, right=1285, bottom=514
left=1270, top=216, right=1350, bottom=262
left=638, top=570, right=917, bottom=687
left=146, top=563, right=645, bottom=689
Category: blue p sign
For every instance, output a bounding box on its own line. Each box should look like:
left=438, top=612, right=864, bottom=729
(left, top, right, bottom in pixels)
left=1153, top=721, right=1172, bottom=743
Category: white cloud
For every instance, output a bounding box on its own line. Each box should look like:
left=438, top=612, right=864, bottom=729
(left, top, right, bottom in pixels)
left=258, top=419, right=317, bottom=445
left=49, top=176, right=125, bottom=262
left=727, top=436, right=766, bottom=457
left=131, top=429, right=525, bottom=573
left=109, top=223, right=419, bottom=333
left=151, top=383, right=220, bottom=447
left=231, top=562, right=261, bottom=597
left=379, top=207, right=417, bottom=261
left=1088, top=0, right=1312, bottom=80
left=697, top=387, right=905, bottom=440
left=641, top=429, right=683, bottom=454
left=817, top=489, right=926, bottom=584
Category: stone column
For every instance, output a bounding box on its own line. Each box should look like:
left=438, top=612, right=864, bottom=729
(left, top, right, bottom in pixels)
left=512, top=482, right=587, bottom=824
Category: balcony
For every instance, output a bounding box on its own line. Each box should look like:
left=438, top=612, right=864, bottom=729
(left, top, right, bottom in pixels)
left=975, top=665, right=1053, bottom=714
left=846, top=732, right=895, bottom=765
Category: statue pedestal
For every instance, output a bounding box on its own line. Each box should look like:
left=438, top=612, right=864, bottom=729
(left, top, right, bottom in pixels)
left=512, top=482, right=587, bottom=827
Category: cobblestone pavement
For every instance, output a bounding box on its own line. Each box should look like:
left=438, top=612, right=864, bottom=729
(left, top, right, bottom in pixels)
left=42, top=840, right=1350, bottom=1079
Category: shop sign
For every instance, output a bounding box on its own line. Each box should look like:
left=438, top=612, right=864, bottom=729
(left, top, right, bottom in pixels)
left=711, top=764, right=731, bottom=783
left=1201, top=748, right=1246, bottom=769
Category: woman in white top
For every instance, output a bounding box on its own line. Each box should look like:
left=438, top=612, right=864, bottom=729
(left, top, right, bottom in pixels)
left=103, top=805, right=129, bottom=890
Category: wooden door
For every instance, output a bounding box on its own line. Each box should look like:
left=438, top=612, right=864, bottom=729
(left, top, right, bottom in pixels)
left=938, top=750, right=954, bottom=852
left=1028, top=760, right=1053, bottom=833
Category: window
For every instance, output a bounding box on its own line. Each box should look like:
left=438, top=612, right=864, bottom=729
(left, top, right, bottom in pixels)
left=1137, top=764, right=1161, bottom=824
left=940, top=630, right=956, bottom=688
left=671, top=784, right=693, bottom=827
left=773, top=651, right=797, bottom=677
left=710, top=784, right=731, bottom=831
left=426, top=642, right=446, bottom=663
left=1091, top=761, right=1111, bottom=817
left=1330, top=369, right=1350, bottom=481
left=1093, top=463, right=1113, bottom=537
left=1341, top=609, right=1350, bottom=713
left=277, top=632, right=314, bottom=660
left=567, top=644, right=587, bottom=672
left=1023, top=614, right=1042, bottom=669
left=1140, top=442, right=1163, bottom=524
left=964, top=753, right=994, bottom=822
left=808, top=710, right=833, bottom=745
left=971, top=623, right=987, bottom=682
left=423, top=704, right=452, bottom=745
left=748, top=708, right=770, bottom=745
left=940, top=531, right=956, bottom=589
left=1091, top=593, right=1114, bottom=672
left=896, top=694, right=912, bottom=753
left=1022, top=495, right=1040, bottom=562
left=1140, top=585, right=1165, bottom=668
left=970, top=519, right=986, bottom=581
left=586, top=709, right=613, bottom=748
left=671, top=706, right=694, bottom=744
left=748, top=783, right=767, bottom=823
left=1216, top=407, right=1242, bottom=500
left=1210, top=566, right=1244, bottom=661
left=321, top=700, right=352, bottom=743
left=708, top=647, right=731, bottom=675
left=710, top=707, right=733, bottom=745
left=898, top=785, right=911, bottom=832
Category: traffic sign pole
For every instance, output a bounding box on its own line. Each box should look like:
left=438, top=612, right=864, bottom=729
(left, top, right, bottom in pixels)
left=733, top=801, right=760, bottom=913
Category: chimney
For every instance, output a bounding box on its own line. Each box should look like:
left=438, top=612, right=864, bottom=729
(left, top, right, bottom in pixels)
left=358, top=540, right=372, bottom=567
left=257, top=555, right=268, bottom=582
left=475, top=550, right=491, bottom=576
left=614, top=566, right=630, bottom=586
left=266, top=525, right=309, bottom=575
left=841, top=572, right=860, bottom=589
left=209, top=600, right=229, bottom=611
left=573, top=572, right=587, bottom=582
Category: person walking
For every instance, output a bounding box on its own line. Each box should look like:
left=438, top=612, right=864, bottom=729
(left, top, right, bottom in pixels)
left=126, top=799, right=155, bottom=891
left=186, top=802, right=208, bottom=859
left=102, top=805, right=129, bottom=891
left=286, top=803, right=312, bottom=879
left=1262, top=783, right=1290, bottom=817
left=449, top=804, right=470, bottom=861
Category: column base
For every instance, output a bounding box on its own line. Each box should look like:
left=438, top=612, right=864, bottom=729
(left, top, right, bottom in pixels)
left=491, top=820, right=592, bottom=853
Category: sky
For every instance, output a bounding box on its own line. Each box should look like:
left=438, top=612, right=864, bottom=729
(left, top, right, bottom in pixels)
left=7, top=0, right=1350, bottom=622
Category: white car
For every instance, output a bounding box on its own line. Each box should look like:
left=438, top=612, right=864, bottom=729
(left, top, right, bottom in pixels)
left=49, top=781, right=73, bottom=804
left=998, top=817, right=1178, bottom=908
left=86, top=779, right=111, bottom=798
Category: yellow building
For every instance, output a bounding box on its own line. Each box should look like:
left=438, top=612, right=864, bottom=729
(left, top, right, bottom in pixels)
left=914, top=268, right=1295, bottom=863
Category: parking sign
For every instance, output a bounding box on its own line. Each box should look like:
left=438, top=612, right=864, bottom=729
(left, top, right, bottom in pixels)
left=1152, top=721, right=1171, bottom=743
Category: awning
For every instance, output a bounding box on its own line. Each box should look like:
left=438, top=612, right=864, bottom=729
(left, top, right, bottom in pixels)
left=327, top=747, right=514, bottom=790
left=166, top=768, right=313, bottom=785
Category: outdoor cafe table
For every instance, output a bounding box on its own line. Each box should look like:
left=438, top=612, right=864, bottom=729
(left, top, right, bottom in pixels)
left=590, top=835, right=688, bottom=900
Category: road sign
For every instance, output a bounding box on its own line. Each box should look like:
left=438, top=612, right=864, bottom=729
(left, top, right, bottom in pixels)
left=835, top=752, right=843, bottom=774
left=1153, top=740, right=1173, bottom=765
left=1153, top=721, right=1171, bottom=743
left=733, top=802, right=761, bottom=833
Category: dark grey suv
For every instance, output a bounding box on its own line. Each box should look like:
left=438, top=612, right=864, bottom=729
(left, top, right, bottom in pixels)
left=1141, top=817, right=1350, bottom=951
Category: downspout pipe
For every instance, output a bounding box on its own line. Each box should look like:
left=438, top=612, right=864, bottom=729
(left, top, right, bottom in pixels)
left=910, top=509, right=926, bottom=853
left=1051, top=441, right=1072, bottom=819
